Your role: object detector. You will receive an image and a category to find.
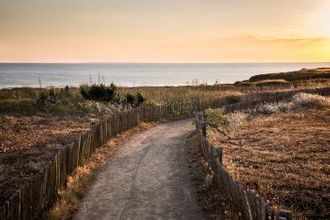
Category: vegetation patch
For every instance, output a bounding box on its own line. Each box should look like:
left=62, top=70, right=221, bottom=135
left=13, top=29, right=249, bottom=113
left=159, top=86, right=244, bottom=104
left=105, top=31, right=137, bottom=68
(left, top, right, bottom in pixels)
left=249, top=67, right=330, bottom=82
left=206, top=94, right=330, bottom=218
left=205, top=108, right=229, bottom=131
left=79, top=83, right=145, bottom=107
left=245, top=92, right=330, bottom=115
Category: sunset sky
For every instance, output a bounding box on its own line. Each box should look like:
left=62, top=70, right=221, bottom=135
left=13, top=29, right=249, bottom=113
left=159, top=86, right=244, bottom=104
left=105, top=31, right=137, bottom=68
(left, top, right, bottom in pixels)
left=0, top=0, right=330, bottom=62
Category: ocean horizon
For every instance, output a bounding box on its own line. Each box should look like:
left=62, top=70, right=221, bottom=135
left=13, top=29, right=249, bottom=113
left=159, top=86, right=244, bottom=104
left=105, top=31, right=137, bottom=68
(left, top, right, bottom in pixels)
left=0, top=62, right=329, bottom=89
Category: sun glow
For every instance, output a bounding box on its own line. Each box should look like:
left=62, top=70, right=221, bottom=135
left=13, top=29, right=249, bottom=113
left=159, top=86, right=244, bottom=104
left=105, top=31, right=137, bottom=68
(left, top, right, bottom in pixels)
left=1, top=0, right=330, bottom=62
left=314, top=1, right=330, bottom=37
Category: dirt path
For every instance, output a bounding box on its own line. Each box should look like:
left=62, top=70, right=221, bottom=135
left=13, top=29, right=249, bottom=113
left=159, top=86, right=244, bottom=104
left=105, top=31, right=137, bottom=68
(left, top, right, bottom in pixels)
left=75, top=119, right=204, bottom=220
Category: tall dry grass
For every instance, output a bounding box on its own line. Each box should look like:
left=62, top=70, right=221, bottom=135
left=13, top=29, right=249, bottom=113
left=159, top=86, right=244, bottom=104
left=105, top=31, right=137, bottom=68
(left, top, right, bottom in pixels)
left=205, top=92, right=329, bottom=131
left=118, top=86, right=242, bottom=106
left=248, top=93, right=330, bottom=115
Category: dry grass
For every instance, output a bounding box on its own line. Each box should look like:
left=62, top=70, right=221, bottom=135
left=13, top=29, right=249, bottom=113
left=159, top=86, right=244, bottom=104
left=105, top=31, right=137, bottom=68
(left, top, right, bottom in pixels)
left=118, top=86, right=242, bottom=106
left=292, top=92, right=330, bottom=109
left=0, top=115, right=92, bottom=153
left=249, top=67, right=330, bottom=82
left=207, top=106, right=330, bottom=218
left=48, top=122, right=157, bottom=219
left=245, top=93, right=330, bottom=115
left=253, top=79, right=289, bottom=85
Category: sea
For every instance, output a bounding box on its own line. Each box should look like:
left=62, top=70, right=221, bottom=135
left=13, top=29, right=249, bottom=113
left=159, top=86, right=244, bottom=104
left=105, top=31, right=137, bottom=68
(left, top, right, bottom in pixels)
left=0, top=62, right=329, bottom=89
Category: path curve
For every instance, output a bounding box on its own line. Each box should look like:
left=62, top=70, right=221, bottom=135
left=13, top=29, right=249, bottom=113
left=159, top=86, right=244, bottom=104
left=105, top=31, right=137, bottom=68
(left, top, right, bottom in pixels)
left=75, top=119, right=204, bottom=220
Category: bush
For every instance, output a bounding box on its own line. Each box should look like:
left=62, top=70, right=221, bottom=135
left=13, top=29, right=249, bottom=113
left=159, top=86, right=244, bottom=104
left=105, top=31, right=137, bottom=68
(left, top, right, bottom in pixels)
left=79, top=84, right=116, bottom=102
left=136, top=92, right=145, bottom=106
left=79, top=85, right=89, bottom=99
left=252, top=102, right=292, bottom=114
left=125, top=93, right=135, bottom=105
left=224, top=95, right=241, bottom=105
left=245, top=92, right=329, bottom=115
left=123, top=92, right=145, bottom=107
left=292, top=93, right=329, bottom=109
left=205, top=108, right=229, bottom=130
left=36, top=89, right=58, bottom=104
left=37, top=91, right=48, bottom=104
left=64, top=85, right=70, bottom=95
left=79, top=83, right=145, bottom=108
left=113, top=94, right=121, bottom=104
left=110, top=83, right=117, bottom=91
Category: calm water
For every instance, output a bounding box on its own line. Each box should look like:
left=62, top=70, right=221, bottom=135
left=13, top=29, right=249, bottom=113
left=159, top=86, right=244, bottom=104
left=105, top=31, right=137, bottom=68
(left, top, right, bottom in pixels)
left=0, top=63, right=329, bottom=89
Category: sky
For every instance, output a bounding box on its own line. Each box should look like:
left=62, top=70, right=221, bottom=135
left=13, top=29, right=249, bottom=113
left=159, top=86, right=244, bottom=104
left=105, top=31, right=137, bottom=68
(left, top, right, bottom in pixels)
left=0, top=0, right=330, bottom=62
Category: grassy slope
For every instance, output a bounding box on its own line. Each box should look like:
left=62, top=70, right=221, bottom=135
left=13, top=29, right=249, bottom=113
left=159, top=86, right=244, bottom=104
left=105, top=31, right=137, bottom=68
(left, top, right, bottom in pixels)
left=248, top=67, right=330, bottom=82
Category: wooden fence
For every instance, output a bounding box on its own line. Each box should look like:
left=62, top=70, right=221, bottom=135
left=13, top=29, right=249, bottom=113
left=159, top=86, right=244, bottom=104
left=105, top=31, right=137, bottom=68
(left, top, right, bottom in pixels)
left=195, top=112, right=293, bottom=220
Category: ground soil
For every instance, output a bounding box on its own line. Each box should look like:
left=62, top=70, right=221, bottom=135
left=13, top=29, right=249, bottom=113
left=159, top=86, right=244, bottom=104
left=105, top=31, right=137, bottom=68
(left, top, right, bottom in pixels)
left=207, top=108, right=330, bottom=219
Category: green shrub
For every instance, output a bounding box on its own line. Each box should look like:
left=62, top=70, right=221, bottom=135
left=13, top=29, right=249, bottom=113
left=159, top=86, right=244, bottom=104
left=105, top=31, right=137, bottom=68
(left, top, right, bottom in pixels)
left=205, top=108, right=229, bottom=130
left=79, top=83, right=145, bottom=108
left=124, top=92, right=145, bottom=107
left=110, top=83, right=117, bottom=91
left=136, top=92, right=145, bottom=106
left=64, top=85, right=70, bottom=96
left=79, top=84, right=116, bottom=102
left=36, top=89, right=58, bottom=104
left=125, top=93, right=135, bottom=105
left=224, top=95, right=241, bottom=105
left=79, top=86, right=89, bottom=99
left=37, top=91, right=48, bottom=104
left=113, top=94, right=121, bottom=104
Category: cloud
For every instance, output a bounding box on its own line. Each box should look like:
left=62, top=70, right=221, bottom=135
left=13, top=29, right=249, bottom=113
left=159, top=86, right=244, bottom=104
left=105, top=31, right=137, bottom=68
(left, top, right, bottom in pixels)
left=255, top=36, right=328, bottom=43
left=213, top=35, right=328, bottom=42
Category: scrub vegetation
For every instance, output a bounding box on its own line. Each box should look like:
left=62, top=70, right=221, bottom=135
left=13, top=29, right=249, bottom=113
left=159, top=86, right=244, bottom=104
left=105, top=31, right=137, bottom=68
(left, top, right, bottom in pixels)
left=205, top=93, right=330, bottom=218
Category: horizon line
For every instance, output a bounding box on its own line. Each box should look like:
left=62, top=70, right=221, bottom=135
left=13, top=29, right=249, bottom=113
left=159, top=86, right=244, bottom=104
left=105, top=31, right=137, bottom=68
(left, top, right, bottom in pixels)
left=1, top=61, right=330, bottom=64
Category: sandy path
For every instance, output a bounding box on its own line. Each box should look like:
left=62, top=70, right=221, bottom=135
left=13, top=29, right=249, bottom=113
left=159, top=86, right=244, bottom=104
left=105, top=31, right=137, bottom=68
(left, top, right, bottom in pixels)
left=75, top=119, right=204, bottom=220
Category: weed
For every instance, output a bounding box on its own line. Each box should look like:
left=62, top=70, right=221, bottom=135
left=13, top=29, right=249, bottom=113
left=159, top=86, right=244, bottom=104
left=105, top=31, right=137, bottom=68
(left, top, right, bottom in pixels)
left=205, top=108, right=229, bottom=130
